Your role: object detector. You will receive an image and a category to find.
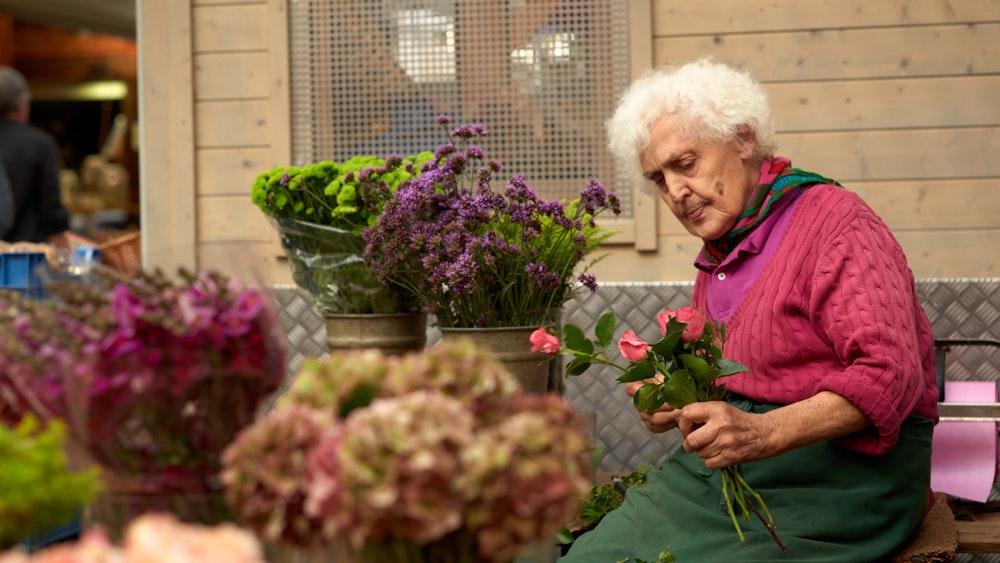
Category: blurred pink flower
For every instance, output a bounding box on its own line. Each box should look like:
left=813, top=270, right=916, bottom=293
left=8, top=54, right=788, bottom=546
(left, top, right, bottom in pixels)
left=529, top=327, right=560, bottom=355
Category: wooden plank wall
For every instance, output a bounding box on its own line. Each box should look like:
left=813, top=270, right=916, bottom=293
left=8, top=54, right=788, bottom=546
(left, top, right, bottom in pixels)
left=167, top=0, right=998, bottom=284
left=140, top=0, right=291, bottom=283
left=183, top=0, right=289, bottom=282
left=594, top=0, right=1000, bottom=282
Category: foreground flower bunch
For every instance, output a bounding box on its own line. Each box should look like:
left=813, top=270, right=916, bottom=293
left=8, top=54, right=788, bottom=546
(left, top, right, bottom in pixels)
left=363, top=115, right=621, bottom=328
left=0, top=268, right=287, bottom=494
left=533, top=308, right=787, bottom=552
left=0, top=513, right=265, bottom=563
left=0, top=416, right=101, bottom=550
left=222, top=339, right=593, bottom=562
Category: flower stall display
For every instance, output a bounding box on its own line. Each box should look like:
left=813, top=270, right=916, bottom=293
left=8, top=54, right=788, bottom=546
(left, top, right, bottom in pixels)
left=0, top=513, right=266, bottom=563
left=363, top=116, right=621, bottom=330
left=533, top=307, right=787, bottom=553
left=252, top=154, right=433, bottom=317
left=0, top=268, right=287, bottom=537
left=222, top=339, right=593, bottom=563
left=0, top=416, right=101, bottom=550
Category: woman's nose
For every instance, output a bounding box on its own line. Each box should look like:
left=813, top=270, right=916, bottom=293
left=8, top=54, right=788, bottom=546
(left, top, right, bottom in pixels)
left=662, top=174, right=690, bottom=203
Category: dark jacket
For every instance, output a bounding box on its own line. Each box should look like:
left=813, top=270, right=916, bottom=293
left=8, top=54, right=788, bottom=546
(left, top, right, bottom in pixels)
left=0, top=119, right=69, bottom=242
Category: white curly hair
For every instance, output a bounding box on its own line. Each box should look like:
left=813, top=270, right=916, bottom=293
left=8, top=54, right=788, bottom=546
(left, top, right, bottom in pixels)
left=606, top=58, right=777, bottom=190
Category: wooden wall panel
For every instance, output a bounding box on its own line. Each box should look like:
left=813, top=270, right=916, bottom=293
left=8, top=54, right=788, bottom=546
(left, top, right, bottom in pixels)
left=197, top=195, right=271, bottom=242
left=195, top=147, right=272, bottom=196
left=768, top=76, right=1000, bottom=132
left=194, top=52, right=270, bottom=100
left=653, top=0, right=1000, bottom=35
left=777, top=128, right=1000, bottom=181
left=851, top=179, right=1000, bottom=231
left=653, top=24, right=1000, bottom=81
left=894, top=230, right=999, bottom=278
left=192, top=4, right=267, bottom=52
left=194, top=99, right=270, bottom=148
left=192, top=0, right=261, bottom=5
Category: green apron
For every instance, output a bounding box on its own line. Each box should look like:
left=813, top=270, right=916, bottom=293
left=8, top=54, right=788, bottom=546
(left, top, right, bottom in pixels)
left=562, top=398, right=934, bottom=563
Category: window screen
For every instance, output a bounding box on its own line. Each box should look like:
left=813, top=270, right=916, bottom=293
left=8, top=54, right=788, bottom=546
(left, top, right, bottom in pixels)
left=288, top=0, right=632, bottom=217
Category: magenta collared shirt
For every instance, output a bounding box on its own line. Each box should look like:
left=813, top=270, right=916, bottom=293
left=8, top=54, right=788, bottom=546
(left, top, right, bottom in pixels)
left=693, top=187, right=808, bottom=322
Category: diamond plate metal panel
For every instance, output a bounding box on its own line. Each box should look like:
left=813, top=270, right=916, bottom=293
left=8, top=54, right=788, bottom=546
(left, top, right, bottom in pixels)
left=272, top=285, right=327, bottom=396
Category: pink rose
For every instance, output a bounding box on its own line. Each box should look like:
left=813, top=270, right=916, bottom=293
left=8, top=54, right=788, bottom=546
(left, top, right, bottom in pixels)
left=618, top=330, right=651, bottom=362
left=657, top=307, right=707, bottom=343
left=529, top=327, right=561, bottom=355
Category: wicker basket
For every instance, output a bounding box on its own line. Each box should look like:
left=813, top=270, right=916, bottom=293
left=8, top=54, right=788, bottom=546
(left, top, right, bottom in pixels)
left=99, top=231, right=141, bottom=277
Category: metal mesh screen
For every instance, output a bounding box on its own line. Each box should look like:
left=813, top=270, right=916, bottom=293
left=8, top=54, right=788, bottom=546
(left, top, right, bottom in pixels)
left=288, top=0, right=633, bottom=217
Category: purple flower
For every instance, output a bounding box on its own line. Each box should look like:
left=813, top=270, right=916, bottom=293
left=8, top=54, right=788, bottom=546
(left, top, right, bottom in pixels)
left=362, top=119, right=620, bottom=328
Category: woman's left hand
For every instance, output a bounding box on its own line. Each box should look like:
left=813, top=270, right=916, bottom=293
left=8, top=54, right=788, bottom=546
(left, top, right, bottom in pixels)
left=677, top=391, right=872, bottom=469
left=677, top=401, right=773, bottom=469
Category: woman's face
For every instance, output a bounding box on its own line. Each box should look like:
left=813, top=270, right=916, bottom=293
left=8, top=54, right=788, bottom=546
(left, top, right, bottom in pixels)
left=639, top=114, right=758, bottom=241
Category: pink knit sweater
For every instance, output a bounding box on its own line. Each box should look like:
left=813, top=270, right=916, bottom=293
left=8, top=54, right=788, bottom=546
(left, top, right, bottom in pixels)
left=692, top=184, right=939, bottom=455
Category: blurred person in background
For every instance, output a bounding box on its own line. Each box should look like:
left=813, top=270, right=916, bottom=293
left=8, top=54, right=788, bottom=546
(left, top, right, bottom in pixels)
left=0, top=66, right=69, bottom=247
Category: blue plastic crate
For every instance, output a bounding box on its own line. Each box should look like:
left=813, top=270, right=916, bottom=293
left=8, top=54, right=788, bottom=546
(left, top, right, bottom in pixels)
left=0, top=252, right=50, bottom=299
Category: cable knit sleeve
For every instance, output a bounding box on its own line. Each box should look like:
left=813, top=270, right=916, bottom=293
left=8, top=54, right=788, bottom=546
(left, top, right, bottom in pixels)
left=806, top=193, right=930, bottom=454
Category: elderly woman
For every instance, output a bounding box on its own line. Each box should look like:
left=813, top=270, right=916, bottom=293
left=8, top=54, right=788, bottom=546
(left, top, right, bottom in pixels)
left=562, top=59, right=939, bottom=562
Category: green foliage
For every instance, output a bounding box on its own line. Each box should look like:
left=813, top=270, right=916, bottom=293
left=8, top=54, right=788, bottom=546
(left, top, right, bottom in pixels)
left=251, top=153, right=436, bottom=314
left=618, top=548, right=676, bottom=563
left=0, top=416, right=102, bottom=549
left=251, top=153, right=434, bottom=235
left=578, top=464, right=651, bottom=528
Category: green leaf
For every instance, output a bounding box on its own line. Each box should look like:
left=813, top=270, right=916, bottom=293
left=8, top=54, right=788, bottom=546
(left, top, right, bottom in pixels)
left=595, top=312, right=616, bottom=348
left=338, top=383, right=377, bottom=418
left=617, top=360, right=655, bottom=383
left=716, top=358, right=750, bottom=377
left=678, top=353, right=717, bottom=382
left=633, top=382, right=663, bottom=412
left=651, top=330, right=682, bottom=358
left=660, top=369, right=698, bottom=408
left=563, top=324, right=593, bottom=355
left=566, top=356, right=592, bottom=376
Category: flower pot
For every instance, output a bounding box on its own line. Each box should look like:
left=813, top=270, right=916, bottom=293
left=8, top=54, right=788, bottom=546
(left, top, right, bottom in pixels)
left=438, top=326, right=550, bottom=394
left=325, top=312, right=428, bottom=356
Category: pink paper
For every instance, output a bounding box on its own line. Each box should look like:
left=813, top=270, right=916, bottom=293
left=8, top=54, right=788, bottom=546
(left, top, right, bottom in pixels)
left=930, top=381, right=999, bottom=502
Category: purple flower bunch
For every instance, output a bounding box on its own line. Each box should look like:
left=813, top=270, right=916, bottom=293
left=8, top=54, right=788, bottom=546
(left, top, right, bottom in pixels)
left=362, top=115, right=621, bottom=328
left=0, top=269, right=287, bottom=494
left=221, top=339, right=592, bottom=561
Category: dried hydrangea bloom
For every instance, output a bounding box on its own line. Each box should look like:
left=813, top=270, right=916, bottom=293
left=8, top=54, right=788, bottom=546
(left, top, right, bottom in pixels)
left=221, top=405, right=332, bottom=546
left=457, top=393, right=592, bottom=562
left=275, top=349, right=394, bottom=418
left=305, top=390, right=475, bottom=548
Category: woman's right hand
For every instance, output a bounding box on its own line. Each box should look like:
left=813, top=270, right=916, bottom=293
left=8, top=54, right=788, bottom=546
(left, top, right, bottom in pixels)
left=625, top=379, right=680, bottom=433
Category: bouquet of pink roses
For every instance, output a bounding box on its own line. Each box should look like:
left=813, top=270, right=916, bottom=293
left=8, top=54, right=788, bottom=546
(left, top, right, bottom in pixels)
left=532, top=307, right=787, bottom=552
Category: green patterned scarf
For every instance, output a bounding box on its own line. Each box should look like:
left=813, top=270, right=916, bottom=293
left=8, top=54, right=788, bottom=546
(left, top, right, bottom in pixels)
left=704, top=156, right=840, bottom=262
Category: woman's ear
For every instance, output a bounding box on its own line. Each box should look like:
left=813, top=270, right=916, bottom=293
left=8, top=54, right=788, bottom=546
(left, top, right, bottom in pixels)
left=735, top=124, right=756, bottom=159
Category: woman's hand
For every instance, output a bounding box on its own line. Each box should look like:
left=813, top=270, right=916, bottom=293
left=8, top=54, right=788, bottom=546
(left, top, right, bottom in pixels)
left=625, top=379, right=681, bottom=433
left=677, top=391, right=872, bottom=469
left=677, top=401, right=772, bottom=469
